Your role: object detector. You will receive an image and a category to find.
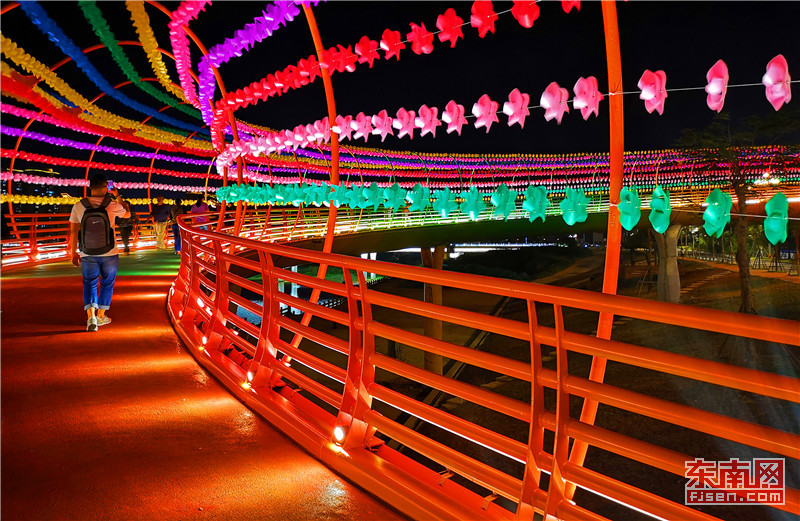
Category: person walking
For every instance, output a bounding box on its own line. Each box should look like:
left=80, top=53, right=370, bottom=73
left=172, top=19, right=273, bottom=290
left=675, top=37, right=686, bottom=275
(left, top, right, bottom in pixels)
left=150, top=195, right=171, bottom=249
left=189, top=196, right=210, bottom=230
left=69, top=174, right=130, bottom=332
left=116, top=197, right=137, bottom=255
left=170, top=200, right=185, bottom=254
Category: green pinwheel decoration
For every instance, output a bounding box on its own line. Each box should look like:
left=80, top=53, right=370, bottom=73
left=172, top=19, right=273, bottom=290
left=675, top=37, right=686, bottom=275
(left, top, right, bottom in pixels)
left=764, top=192, right=788, bottom=245
left=216, top=185, right=232, bottom=202
left=329, top=184, right=349, bottom=208
left=406, top=183, right=431, bottom=212
left=460, top=186, right=486, bottom=221
left=648, top=186, right=671, bottom=234
left=383, top=183, right=408, bottom=212
left=284, top=184, right=304, bottom=206
left=559, top=187, right=589, bottom=226
left=307, top=182, right=329, bottom=207
left=271, top=183, right=287, bottom=204
left=702, top=188, right=732, bottom=238
left=522, top=185, right=548, bottom=223
left=490, top=183, right=517, bottom=220
left=618, top=186, right=642, bottom=231
left=432, top=187, right=459, bottom=218
left=362, top=182, right=384, bottom=211
left=346, top=184, right=368, bottom=209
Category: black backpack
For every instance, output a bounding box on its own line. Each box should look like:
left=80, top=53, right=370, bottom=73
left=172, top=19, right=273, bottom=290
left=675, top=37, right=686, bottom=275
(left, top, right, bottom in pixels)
left=79, top=196, right=115, bottom=255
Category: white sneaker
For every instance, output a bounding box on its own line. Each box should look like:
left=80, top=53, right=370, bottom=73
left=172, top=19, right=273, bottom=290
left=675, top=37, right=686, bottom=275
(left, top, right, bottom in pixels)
left=97, top=316, right=112, bottom=327
left=87, top=316, right=98, bottom=332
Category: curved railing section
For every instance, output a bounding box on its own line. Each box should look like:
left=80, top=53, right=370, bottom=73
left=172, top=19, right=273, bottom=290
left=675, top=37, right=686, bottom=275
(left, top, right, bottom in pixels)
left=168, top=213, right=799, bottom=521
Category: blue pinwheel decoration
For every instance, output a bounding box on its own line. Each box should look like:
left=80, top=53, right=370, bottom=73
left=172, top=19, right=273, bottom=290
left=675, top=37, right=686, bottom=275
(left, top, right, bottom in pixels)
left=432, top=188, right=459, bottom=218
left=490, top=183, right=517, bottom=220
left=559, top=187, right=589, bottom=226
left=406, top=183, right=431, bottom=212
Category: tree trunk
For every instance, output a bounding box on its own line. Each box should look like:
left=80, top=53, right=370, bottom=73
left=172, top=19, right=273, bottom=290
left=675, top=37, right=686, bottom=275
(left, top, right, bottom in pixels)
left=733, top=180, right=756, bottom=314
left=421, top=246, right=445, bottom=375
left=654, top=224, right=681, bottom=303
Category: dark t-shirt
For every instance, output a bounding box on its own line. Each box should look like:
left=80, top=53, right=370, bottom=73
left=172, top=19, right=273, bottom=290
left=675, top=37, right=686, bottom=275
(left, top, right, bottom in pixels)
left=150, top=204, right=171, bottom=222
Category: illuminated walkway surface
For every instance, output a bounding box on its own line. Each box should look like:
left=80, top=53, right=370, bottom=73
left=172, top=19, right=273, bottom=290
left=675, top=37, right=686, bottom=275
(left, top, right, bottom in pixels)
left=0, top=250, right=407, bottom=521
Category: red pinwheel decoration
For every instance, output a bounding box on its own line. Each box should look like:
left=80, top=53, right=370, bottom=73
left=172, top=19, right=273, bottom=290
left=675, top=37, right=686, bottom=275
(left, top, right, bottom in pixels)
left=705, top=59, right=729, bottom=113
left=380, top=29, right=405, bottom=60
left=573, top=76, right=604, bottom=120
left=442, top=100, right=467, bottom=135
left=436, top=8, right=464, bottom=48
left=371, top=110, right=394, bottom=142
left=332, top=114, right=354, bottom=141
left=471, top=1, right=498, bottom=38
left=638, top=70, right=668, bottom=115
left=393, top=108, right=417, bottom=139
left=511, top=1, right=540, bottom=28
left=540, top=82, right=570, bottom=124
left=502, top=88, right=530, bottom=128
left=352, top=112, right=373, bottom=142
left=333, top=44, right=358, bottom=73
left=762, top=54, right=792, bottom=111
left=318, top=46, right=336, bottom=70
left=408, top=23, right=434, bottom=55
left=472, top=94, right=500, bottom=132
left=562, top=0, right=580, bottom=13
left=415, top=105, right=442, bottom=138
left=355, top=36, right=380, bottom=68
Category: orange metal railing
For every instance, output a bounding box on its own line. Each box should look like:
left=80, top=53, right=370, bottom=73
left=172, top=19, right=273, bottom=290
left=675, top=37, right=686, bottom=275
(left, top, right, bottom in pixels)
left=1, top=211, right=183, bottom=270
left=168, top=211, right=800, bottom=521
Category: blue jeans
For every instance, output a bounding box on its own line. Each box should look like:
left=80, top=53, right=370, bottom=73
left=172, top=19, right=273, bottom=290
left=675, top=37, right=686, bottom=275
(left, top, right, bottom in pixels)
left=82, top=255, right=119, bottom=310
left=171, top=223, right=181, bottom=252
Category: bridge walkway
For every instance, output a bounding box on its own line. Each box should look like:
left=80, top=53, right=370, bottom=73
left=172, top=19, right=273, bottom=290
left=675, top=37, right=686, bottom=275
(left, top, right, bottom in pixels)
left=0, top=250, right=406, bottom=521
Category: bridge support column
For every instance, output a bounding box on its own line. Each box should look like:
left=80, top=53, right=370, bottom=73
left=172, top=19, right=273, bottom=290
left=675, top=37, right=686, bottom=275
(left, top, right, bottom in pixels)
left=655, top=224, right=681, bottom=303
left=421, top=245, right=445, bottom=375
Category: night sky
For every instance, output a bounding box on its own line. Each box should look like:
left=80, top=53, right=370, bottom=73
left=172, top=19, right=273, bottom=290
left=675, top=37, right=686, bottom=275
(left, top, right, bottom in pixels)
left=2, top=1, right=798, bottom=158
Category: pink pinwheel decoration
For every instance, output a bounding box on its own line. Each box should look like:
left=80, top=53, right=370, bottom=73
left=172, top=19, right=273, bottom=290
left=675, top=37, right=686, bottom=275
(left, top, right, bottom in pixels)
left=471, top=1, right=498, bottom=38
left=407, top=22, right=434, bottom=55
left=572, top=76, right=604, bottom=120
left=472, top=94, right=500, bottom=132
left=442, top=100, right=467, bottom=135
left=762, top=54, right=792, bottom=111
left=415, top=105, right=442, bottom=138
left=393, top=108, right=417, bottom=139
left=540, top=82, right=570, bottom=124
left=332, top=114, right=354, bottom=141
left=352, top=112, right=373, bottom=142
left=511, top=1, right=540, bottom=28
left=371, top=110, right=394, bottom=142
left=355, top=36, right=380, bottom=68
left=436, top=8, right=464, bottom=48
left=562, top=0, right=580, bottom=13
left=313, top=117, right=331, bottom=143
left=380, top=29, right=405, bottom=61
left=705, top=59, right=729, bottom=112
left=637, top=70, right=668, bottom=115
left=502, top=88, right=530, bottom=128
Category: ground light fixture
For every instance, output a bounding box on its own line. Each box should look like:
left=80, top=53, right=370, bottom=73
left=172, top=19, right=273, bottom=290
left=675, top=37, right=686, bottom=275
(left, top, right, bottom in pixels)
left=333, top=425, right=348, bottom=445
